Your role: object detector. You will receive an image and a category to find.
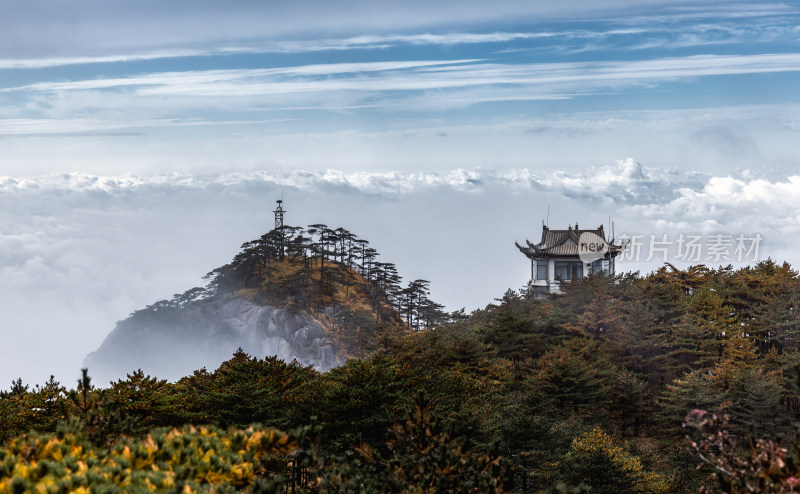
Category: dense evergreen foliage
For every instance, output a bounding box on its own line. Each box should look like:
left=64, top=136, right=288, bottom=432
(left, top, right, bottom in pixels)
left=128, top=224, right=451, bottom=363
left=199, top=224, right=448, bottom=333
left=4, top=235, right=800, bottom=491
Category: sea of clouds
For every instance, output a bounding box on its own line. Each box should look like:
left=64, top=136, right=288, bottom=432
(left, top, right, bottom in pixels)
left=2, top=159, right=799, bottom=386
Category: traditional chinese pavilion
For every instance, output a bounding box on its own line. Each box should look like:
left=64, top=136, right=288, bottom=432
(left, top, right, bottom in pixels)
left=516, top=223, right=625, bottom=295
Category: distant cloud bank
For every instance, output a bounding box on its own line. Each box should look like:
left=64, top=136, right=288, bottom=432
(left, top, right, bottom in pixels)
left=0, top=160, right=693, bottom=198
left=3, top=161, right=798, bottom=234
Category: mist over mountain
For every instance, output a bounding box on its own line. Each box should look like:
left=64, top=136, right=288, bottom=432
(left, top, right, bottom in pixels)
left=84, top=295, right=338, bottom=382
left=84, top=222, right=444, bottom=382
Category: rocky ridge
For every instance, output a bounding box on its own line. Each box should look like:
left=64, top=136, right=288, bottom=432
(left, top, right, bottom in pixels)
left=85, top=295, right=339, bottom=382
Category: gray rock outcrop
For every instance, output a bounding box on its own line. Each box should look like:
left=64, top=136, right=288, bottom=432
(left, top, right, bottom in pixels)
left=84, top=296, right=340, bottom=382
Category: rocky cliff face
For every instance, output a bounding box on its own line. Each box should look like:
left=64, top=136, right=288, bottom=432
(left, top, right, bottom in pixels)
left=84, top=296, right=340, bottom=382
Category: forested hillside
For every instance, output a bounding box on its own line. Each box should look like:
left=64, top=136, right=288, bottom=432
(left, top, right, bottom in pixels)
left=203, top=223, right=448, bottom=332
left=4, top=255, right=800, bottom=492
left=85, top=224, right=450, bottom=381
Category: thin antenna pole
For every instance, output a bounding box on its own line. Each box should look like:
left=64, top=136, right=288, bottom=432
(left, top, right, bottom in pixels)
left=273, top=198, right=286, bottom=260
left=546, top=204, right=550, bottom=227
left=273, top=199, right=285, bottom=229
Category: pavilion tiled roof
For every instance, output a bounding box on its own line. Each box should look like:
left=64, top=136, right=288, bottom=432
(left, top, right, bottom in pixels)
left=516, top=224, right=624, bottom=259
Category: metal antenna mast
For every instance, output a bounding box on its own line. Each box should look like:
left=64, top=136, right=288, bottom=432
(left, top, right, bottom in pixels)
left=273, top=199, right=285, bottom=229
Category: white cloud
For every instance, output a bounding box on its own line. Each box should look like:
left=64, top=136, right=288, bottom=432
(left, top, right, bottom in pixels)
left=2, top=161, right=800, bottom=386
left=6, top=54, right=800, bottom=114
left=0, top=161, right=791, bottom=219
left=0, top=117, right=293, bottom=136
left=0, top=50, right=211, bottom=70
left=2, top=19, right=798, bottom=70
left=0, top=162, right=690, bottom=198
left=1, top=103, right=798, bottom=182
left=0, top=1, right=794, bottom=73
left=635, top=174, right=800, bottom=235
left=536, top=158, right=704, bottom=203
left=8, top=60, right=478, bottom=93
left=1, top=1, right=742, bottom=60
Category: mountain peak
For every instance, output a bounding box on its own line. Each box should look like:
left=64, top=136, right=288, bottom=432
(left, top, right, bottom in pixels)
left=85, top=224, right=446, bottom=382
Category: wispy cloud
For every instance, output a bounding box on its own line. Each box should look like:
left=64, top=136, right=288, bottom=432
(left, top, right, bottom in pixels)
left=608, top=2, right=798, bottom=30
left=7, top=60, right=478, bottom=93
left=5, top=53, right=800, bottom=116
left=2, top=5, right=799, bottom=70
left=265, top=32, right=554, bottom=53
left=0, top=117, right=292, bottom=136
left=645, top=2, right=798, bottom=21
left=0, top=50, right=211, bottom=70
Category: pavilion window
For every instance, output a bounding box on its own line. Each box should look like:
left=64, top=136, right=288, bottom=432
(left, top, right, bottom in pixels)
left=571, top=261, right=583, bottom=279
left=589, top=259, right=610, bottom=275
left=536, top=260, right=548, bottom=280
left=554, top=261, right=583, bottom=280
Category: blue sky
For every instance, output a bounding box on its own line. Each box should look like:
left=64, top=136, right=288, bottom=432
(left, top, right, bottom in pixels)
left=3, top=1, right=800, bottom=174
left=3, top=1, right=800, bottom=384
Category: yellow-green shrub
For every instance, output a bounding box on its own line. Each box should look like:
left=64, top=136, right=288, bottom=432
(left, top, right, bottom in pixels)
left=559, top=427, right=670, bottom=494
left=0, top=422, right=299, bottom=493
